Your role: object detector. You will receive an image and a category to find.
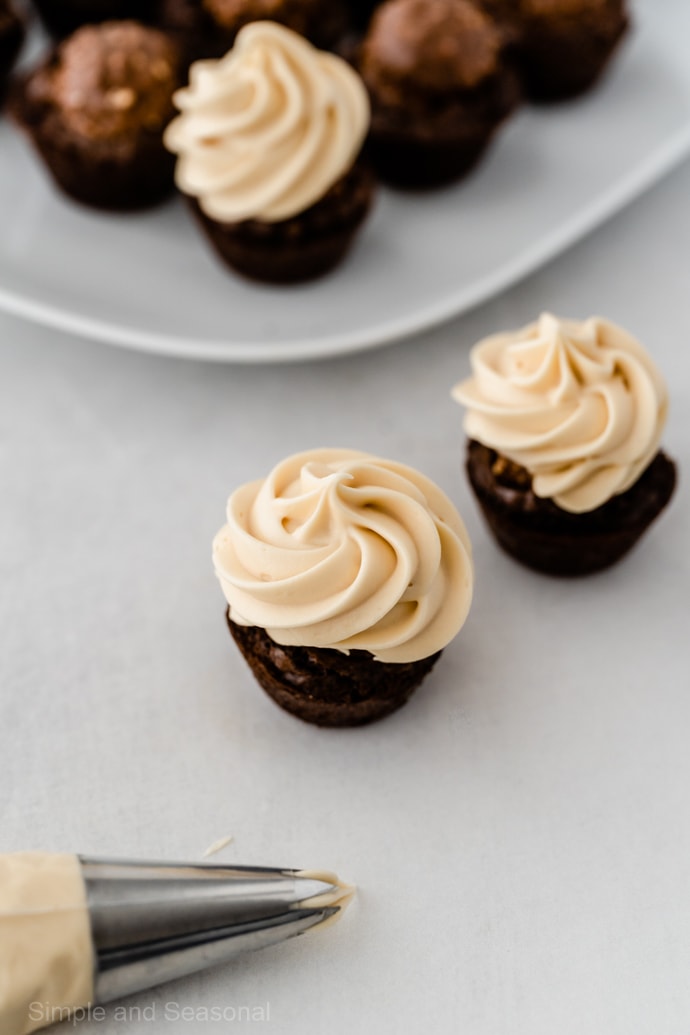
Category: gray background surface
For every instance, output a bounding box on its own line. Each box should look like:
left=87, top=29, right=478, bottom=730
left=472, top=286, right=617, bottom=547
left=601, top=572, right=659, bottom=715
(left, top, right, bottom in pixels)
left=2, top=157, right=689, bottom=1033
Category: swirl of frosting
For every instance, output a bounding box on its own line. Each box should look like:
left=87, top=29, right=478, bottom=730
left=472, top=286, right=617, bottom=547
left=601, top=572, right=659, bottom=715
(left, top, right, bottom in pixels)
left=452, top=313, right=669, bottom=513
left=212, top=449, right=473, bottom=664
left=164, top=22, right=370, bottom=222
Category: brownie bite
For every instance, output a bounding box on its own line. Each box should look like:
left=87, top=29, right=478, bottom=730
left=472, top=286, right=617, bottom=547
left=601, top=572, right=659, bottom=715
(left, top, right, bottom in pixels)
left=466, top=441, right=677, bottom=576
left=453, top=314, right=677, bottom=576
left=0, top=0, right=24, bottom=104
left=157, top=0, right=350, bottom=65
left=213, top=449, right=474, bottom=728
left=165, top=22, right=375, bottom=284
left=32, top=0, right=158, bottom=39
left=11, top=21, right=182, bottom=210
left=479, top=0, right=629, bottom=101
left=359, top=0, right=519, bottom=188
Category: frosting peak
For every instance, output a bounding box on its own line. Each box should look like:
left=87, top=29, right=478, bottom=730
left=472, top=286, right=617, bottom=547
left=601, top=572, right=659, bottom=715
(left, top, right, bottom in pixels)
left=164, top=22, right=370, bottom=222
left=453, top=313, right=669, bottom=513
left=213, top=449, right=473, bottom=664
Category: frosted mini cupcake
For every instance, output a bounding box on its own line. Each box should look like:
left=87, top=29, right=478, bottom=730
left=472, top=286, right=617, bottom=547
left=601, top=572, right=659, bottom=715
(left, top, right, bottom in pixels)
left=453, top=313, right=677, bottom=575
left=164, top=22, right=374, bottom=283
left=213, top=449, right=474, bottom=726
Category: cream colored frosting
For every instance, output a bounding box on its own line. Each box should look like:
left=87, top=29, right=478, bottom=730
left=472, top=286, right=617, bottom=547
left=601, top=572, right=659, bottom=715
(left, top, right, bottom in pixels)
left=452, top=313, right=668, bottom=513
left=164, top=22, right=370, bottom=222
left=213, top=449, right=473, bottom=664
left=0, top=853, right=94, bottom=1035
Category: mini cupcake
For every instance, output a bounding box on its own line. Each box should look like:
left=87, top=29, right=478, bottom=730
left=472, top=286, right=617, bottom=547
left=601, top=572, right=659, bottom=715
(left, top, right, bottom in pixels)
left=358, top=0, right=519, bottom=189
left=479, top=0, right=629, bottom=101
left=165, top=22, right=374, bottom=284
left=157, top=0, right=350, bottom=65
left=212, top=449, right=474, bottom=727
left=0, top=0, right=24, bottom=104
left=11, top=21, right=182, bottom=211
left=452, top=313, right=677, bottom=576
left=31, top=0, right=158, bottom=39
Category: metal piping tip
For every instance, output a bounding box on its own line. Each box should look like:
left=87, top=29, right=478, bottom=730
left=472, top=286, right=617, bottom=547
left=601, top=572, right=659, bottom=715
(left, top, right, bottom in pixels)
left=79, top=858, right=353, bottom=1005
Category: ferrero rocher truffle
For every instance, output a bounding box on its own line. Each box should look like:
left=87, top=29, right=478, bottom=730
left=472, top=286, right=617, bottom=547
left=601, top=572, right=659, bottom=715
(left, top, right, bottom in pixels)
left=362, top=0, right=501, bottom=95
left=50, top=22, right=179, bottom=141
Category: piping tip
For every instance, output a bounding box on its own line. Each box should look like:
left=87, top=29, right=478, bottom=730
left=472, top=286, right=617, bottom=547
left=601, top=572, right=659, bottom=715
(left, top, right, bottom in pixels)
left=80, top=859, right=354, bottom=1004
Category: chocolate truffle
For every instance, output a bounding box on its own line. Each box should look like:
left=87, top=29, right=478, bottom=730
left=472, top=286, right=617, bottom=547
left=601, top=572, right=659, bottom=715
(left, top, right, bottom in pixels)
left=453, top=314, right=677, bottom=576
left=213, top=449, right=474, bottom=727
left=11, top=21, right=182, bottom=210
left=165, top=22, right=375, bottom=284
left=0, top=1, right=24, bottom=104
left=359, top=0, right=519, bottom=188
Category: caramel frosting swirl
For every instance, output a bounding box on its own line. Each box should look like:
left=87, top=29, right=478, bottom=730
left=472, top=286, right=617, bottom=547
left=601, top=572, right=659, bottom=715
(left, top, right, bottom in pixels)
left=213, top=449, right=473, bottom=664
left=453, top=313, right=669, bottom=513
left=164, top=22, right=370, bottom=222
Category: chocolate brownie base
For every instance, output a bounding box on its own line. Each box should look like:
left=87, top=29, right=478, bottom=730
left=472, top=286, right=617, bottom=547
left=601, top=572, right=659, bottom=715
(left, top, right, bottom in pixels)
left=12, top=96, right=177, bottom=209
left=364, top=69, right=519, bottom=189
left=359, top=0, right=520, bottom=188
left=516, top=3, right=629, bottom=102
left=228, top=616, right=441, bottom=727
left=188, top=162, right=375, bottom=284
left=10, top=33, right=180, bottom=212
left=32, top=0, right=157, bottom=38
left=466, top=440, right=677, bottom=576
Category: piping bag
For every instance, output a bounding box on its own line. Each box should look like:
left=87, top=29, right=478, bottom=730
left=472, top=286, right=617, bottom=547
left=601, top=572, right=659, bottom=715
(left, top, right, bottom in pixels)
left=0, top=852, right=354, bottom=1034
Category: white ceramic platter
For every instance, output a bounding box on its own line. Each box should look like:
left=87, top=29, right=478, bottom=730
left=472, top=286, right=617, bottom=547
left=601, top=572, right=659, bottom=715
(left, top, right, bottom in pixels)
left=1, top=0, right=689, bottom=363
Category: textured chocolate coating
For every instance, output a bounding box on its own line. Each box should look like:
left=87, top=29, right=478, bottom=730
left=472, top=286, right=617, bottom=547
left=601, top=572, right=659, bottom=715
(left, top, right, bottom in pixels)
left=188, top=161, right=375, bottom=284
left=362, top=0, right=501, bottom=95
left=44, top=22, right=180, bottom=141
left=10, top=22, right=182, bottom=210
left=228, top=616, right=442, bottom=727
left=466, top=440, right=677, bottom=576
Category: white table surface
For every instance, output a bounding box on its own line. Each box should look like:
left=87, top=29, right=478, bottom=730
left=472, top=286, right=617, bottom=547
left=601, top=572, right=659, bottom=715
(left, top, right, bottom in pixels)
left=2, top=154, right=690, bottom=1035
